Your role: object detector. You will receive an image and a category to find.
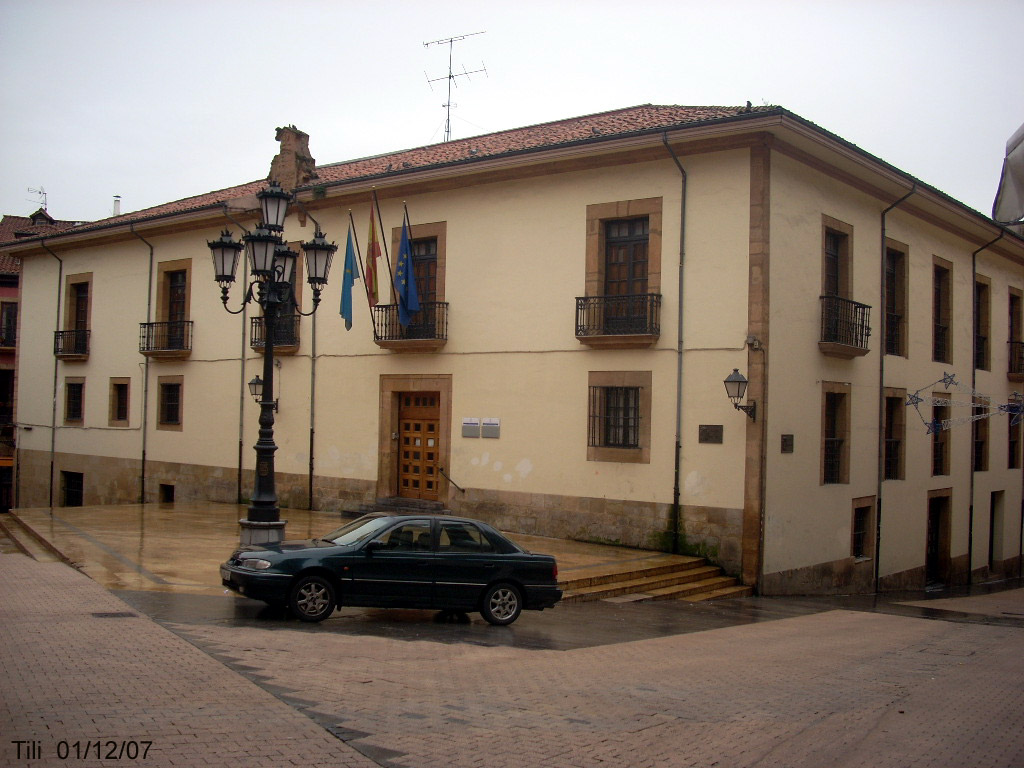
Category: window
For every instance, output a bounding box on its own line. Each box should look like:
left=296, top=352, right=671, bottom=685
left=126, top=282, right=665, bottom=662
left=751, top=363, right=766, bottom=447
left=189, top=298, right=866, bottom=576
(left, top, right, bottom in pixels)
left=852, top=502, right=874, bottom=560
left=821, top=383, right=850, bottom=484
left=587, top=371, right=652, bottom=463
left=157, top=376, right=183, bottom=430
left=375, top=520, right=432, bottom=551
left=973, top=397, right=988, bottom=472
left=884, top=242, right=908, bottom=356
left=819, top=217, right=869, bottom=354
left=412, top=236, right=438, bottom=304
left=64, top=378, right=84, bottom=424
left=58, top=272, right=92, bottom=356
left=883, top=389, right=905, bottom=480
left=579, top=198, right=662, bottom=344
left=1009, top=290, right=1023, bottom=376
left=1010, top=409, right=1021, bottom=469
left=933, top=260, right=952, bottom=363
left=143, top=259, right=194, bottom=353
left=109, top=378, right=130, bottom=427
left=975, top=278, right=990, bottom=370
left=439, top=521, right=495, bottom=553
left=0, top=301, right=17, bottom=347
left=932, top=397, right=950, bottom=476
left=375, top=222, right=448, bottom=347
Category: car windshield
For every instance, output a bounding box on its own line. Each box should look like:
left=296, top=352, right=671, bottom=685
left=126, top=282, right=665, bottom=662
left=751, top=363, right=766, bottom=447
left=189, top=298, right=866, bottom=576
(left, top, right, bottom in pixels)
left=321, top=515, right=393, bottom=545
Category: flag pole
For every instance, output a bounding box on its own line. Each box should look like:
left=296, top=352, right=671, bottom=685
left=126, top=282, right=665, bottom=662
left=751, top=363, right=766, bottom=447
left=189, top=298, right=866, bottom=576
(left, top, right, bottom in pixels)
left=372, top=188, right=397, bottom=303
left=348, top=209, right=376, bottom=327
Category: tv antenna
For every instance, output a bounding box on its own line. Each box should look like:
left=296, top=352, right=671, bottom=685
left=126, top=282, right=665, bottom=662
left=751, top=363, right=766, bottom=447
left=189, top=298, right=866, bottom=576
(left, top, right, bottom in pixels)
left=424, top=31, right=487, bottom=142
left=27, top=186, right=47, bottom=209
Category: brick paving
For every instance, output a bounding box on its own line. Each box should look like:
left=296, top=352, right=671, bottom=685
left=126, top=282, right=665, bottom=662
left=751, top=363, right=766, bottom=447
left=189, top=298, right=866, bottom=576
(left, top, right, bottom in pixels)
left=0, top=553, right=376, bottom=768
left=3, top=544, right=1024, bottom=767
left=167, top=599, right=1024, bottom=768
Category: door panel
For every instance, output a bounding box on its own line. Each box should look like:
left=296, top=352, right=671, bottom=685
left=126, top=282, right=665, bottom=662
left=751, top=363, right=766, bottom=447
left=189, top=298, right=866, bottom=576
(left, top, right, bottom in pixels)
left=398, top=392, right=440, bottom=500
left=344, top=519, right=434, bottom=607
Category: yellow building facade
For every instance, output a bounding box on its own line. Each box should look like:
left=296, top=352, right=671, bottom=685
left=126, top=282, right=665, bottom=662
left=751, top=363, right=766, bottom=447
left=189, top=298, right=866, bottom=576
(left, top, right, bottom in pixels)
left=6, top=105, right=1024, bottom=594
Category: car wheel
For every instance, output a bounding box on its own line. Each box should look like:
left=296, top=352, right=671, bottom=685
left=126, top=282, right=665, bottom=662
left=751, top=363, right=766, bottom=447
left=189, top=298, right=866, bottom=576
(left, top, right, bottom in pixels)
left=289, top=575, right=336, bottom=622
left=481, top=583, right=522, bottom=626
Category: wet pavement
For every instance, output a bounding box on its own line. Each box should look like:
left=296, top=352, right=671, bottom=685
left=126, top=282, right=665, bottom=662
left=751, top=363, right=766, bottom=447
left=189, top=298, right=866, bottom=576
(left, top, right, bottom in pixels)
left=3, top=503, right=1024, bottom=767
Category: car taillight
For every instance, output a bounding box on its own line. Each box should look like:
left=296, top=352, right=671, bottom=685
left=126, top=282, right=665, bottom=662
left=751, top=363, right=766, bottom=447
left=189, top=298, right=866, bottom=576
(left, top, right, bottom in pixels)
left=553, top=563, right=558, bottom=579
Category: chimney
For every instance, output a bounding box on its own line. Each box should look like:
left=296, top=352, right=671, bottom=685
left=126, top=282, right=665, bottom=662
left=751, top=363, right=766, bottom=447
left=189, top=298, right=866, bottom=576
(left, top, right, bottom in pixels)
left=268, top=126, right=318, bottom=190
left=112, top=195, right=121, bottom=217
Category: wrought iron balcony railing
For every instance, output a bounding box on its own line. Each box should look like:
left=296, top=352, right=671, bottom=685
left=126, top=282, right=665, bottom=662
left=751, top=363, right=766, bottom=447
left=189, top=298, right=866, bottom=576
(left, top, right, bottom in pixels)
left=576, top=293, right=661, bottom=338
left=251, top=314, right=300, bottom=350
left=54, top=329, right=90, bottom=358
left=139, top=321, right=193, bottom=355
left=372, top=301, right=448, bottom=344
left=820, top=295, right=871, bottom=351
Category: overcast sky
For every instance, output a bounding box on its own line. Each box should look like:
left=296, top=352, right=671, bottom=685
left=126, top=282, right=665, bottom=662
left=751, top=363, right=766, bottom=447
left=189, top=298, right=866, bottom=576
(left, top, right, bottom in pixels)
left=1, top=0, right=1021, bottom=224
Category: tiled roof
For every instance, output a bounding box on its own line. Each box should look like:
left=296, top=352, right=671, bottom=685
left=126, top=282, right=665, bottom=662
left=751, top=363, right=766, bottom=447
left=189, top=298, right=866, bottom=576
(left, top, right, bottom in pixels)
left=0, top=213, right=86, bottom=265
left=2, top=104, right=773, bottom=245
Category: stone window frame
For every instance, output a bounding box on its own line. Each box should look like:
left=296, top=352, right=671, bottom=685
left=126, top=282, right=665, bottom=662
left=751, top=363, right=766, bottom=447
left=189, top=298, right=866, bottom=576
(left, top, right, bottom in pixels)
left=974, top=275, right=991, bottom=371
left=586, top=370, right=652, bottom=464
left=851, top=495, right=876, bottom=561
left=64, top=272, right=93, bottom=331
left=821, top=381, right=850, bottom=485
left=884, top=238, right=909, bottom=357
left=585, top=198, right=662, bottom=298
left=821, top=215, right=853, bottom=298
left=64, top=376, right=85, bottom=425
left=933, top=257, right=953, bottom=364
left=156, top=375, right=183, bottom=432
left=109, top=377, right=130, bottom=427
left=883, top=387, right=906, bottom=481
left=390, top=221, right=447, bottom=303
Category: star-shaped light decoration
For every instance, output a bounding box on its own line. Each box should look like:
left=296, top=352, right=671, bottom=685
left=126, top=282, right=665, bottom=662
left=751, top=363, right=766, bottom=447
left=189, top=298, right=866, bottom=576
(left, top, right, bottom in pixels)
left=941, top=372, right=958, bottom=389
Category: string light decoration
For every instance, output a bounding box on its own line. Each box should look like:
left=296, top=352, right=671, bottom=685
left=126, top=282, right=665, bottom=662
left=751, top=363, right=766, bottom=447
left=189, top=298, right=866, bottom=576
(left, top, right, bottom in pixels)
left=905, top=371, right=1023, bottom=434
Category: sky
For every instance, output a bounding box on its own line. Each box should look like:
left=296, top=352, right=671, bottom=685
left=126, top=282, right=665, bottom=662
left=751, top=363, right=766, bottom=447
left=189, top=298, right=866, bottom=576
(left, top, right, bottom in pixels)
left=1, top=0, right=1022, bottom=224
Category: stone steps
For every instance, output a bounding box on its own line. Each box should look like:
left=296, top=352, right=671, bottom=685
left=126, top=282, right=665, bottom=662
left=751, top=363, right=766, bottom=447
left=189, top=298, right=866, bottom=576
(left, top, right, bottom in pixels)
left=561, top=560, right=751, bottom=604
left=0, top=513, right=65, bottom=563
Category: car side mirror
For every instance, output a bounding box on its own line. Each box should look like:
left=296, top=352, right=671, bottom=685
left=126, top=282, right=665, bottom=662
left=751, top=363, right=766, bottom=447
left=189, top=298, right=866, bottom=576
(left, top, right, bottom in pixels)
left=365, top=540, right=385, bottom=555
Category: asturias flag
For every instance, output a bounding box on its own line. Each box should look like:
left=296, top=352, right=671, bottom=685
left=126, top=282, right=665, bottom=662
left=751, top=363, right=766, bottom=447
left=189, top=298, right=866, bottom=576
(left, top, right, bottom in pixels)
left=365, top=210, right=380, bottom=307
left=394, top=213, right=420, bottom=327
left=340, top=226, right=359, bottom=330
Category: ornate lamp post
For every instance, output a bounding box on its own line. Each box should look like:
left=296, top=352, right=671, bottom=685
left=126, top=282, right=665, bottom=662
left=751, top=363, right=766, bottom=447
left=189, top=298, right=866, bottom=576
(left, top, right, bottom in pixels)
left=208, top=182, right=337, bottom=545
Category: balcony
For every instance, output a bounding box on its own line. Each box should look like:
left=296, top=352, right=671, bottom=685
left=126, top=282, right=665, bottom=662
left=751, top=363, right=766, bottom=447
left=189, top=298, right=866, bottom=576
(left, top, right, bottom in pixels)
left=54, top=329, right=90, bottom=361
left=139, top=321, right=193, bottom=359
left=819, top=295, right=871, bottom=358
left=575, top=293, right=661, bottom=349
left=251, top=314, right=300, bottom=355
left=1010, top=341, right=1024, bottom=382
left=372, top=301, right=448, bottom=352
left=0, top=330, right=14, bottom=351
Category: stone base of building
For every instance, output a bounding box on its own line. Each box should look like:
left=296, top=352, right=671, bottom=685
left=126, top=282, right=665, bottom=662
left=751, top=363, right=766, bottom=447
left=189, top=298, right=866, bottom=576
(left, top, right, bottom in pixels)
left=761, top=555, right=876, bottom=596
left=15, top=449, right=745, bottom=577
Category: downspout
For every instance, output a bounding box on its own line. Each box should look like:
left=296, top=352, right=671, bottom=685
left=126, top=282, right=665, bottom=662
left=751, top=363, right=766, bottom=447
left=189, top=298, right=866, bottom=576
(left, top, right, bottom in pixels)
left=875, top=184, right=917, bottom=593
left=41, top=239, right=63, bottom=508
left=130, top=223, right=155, bottom=503
left=308, top=308, right=317, bottom=510
left=970, top=230, right=1006, bottom=586
left=663, top=133, right=687, bottom=555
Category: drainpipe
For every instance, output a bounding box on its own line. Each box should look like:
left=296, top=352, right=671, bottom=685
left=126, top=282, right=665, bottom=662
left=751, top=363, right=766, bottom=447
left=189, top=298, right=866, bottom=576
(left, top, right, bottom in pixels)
left=41, top=239, right=62, bottom=508
left=130, top=223, right=155, bottom=503
left=662, top=132, right=687, bottom=555
left=970, top=230, right=1006, bottom=586
left=875, top=184, right=916, bottom=593
left=308, top=308, right=317, bottom=510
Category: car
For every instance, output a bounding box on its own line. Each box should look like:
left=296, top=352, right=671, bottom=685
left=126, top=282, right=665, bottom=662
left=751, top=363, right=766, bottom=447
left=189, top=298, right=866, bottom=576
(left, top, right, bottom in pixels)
left=220, top=513, right=563, bottom=625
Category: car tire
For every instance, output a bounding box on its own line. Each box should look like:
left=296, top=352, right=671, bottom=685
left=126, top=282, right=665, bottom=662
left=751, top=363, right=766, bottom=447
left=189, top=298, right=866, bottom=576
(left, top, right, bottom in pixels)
left=289, top=574, right=336, bottom=622
left=480, top=582, right=522, bottom=626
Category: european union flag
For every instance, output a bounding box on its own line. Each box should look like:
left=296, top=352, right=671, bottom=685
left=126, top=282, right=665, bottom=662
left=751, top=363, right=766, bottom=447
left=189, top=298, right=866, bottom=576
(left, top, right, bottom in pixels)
left=340, top=226, right=359, bottom=330
left=394, top=214, right=420, bottom=327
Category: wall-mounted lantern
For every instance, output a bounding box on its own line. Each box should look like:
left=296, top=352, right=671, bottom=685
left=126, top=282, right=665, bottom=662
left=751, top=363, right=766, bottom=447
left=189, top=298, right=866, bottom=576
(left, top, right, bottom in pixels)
left=724, top=368, right=756, bottom=421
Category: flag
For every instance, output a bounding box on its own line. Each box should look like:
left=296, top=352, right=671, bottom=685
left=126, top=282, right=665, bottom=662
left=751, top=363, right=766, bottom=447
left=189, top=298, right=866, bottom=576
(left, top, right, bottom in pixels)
left=339, top=226, right=359, bottom=330
left=365, top=209, right=380, bottom=307
left=394, top=211, right=420, bottom=327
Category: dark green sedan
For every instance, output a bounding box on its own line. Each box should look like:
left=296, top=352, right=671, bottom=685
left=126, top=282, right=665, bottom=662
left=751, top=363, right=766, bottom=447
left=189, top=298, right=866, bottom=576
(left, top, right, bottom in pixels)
left=220, top=514, right=562, bottom=625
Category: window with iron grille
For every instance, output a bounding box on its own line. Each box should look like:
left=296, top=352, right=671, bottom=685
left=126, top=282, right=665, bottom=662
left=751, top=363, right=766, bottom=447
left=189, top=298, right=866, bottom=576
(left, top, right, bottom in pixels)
left=852, top=505, right=872, bottom=559
left=589, top=386, right=640, bottom=448
left=975, top=280, right=990, bottom=371
left=884, top=394, right=904, bottom=480
left=1010, top=414, right=1021, bottom=470
left=885, top=245, right=907, bottom=356
left=933, top=263, right=951, bottom=363
left=65, top=380, right=84, bottom=424
left=932, top=401, right=950, bottom=476
left=821, top=383, right=849, bottom=485
left=0, top=302, right=17, bottom=347
left=109, top=378, right=130, bottom=426
left=973, top=398, right=989, bottom=472
left=158, top=379, right=182, bottom=429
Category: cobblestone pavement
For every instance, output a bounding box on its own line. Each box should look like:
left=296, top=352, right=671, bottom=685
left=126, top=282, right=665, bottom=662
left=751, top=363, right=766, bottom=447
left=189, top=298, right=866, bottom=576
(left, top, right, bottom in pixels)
left=165, top=597, right=1024, bottom=768
left=0, top=553, right=377, bottom=768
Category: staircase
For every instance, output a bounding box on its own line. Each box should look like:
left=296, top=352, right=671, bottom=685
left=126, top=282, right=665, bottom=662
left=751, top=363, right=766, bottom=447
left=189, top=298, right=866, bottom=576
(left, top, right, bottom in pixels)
left=0, top=512, right=65, bottom=563
left=560, top=556, right=753, bottom=603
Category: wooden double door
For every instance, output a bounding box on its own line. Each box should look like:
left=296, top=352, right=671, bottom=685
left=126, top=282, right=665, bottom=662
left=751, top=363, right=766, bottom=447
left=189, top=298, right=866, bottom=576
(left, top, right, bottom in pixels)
left=398, top=391, right=441, bottom=500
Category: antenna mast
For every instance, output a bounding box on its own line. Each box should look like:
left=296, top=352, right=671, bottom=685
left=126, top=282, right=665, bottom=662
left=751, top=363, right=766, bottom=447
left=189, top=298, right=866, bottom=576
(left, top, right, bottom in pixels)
left=424, top=31, right=487, bottom=142
left=27, top=186, right=48, bottom=209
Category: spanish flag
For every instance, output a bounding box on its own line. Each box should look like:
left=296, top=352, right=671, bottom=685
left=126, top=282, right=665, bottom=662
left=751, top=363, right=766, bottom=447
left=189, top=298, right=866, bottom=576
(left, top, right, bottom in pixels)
left=365, top=210, right=380, bottom=307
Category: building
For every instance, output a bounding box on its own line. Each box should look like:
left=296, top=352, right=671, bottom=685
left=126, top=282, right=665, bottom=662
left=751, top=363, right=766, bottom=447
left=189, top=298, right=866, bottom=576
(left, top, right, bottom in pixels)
left=0, top=208, right=84, bottom=511
left=4, top=105, right=1023, bottom=594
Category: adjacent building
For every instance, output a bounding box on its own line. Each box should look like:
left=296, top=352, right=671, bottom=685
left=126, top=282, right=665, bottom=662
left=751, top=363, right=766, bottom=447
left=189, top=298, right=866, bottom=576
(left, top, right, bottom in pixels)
left=4, top=104, right=1023, bottom=594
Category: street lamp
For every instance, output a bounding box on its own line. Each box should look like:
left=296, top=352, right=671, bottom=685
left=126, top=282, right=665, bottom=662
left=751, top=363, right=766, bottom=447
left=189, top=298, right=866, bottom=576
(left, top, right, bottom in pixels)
left=208, top=181, right=337, bottom=545
left=724, top=368, right=756, bottom=421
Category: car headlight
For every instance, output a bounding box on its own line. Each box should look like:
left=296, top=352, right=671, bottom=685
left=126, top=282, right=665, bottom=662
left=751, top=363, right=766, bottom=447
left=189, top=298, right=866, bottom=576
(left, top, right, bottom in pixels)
left=239, top=558, right=273, bottom=570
